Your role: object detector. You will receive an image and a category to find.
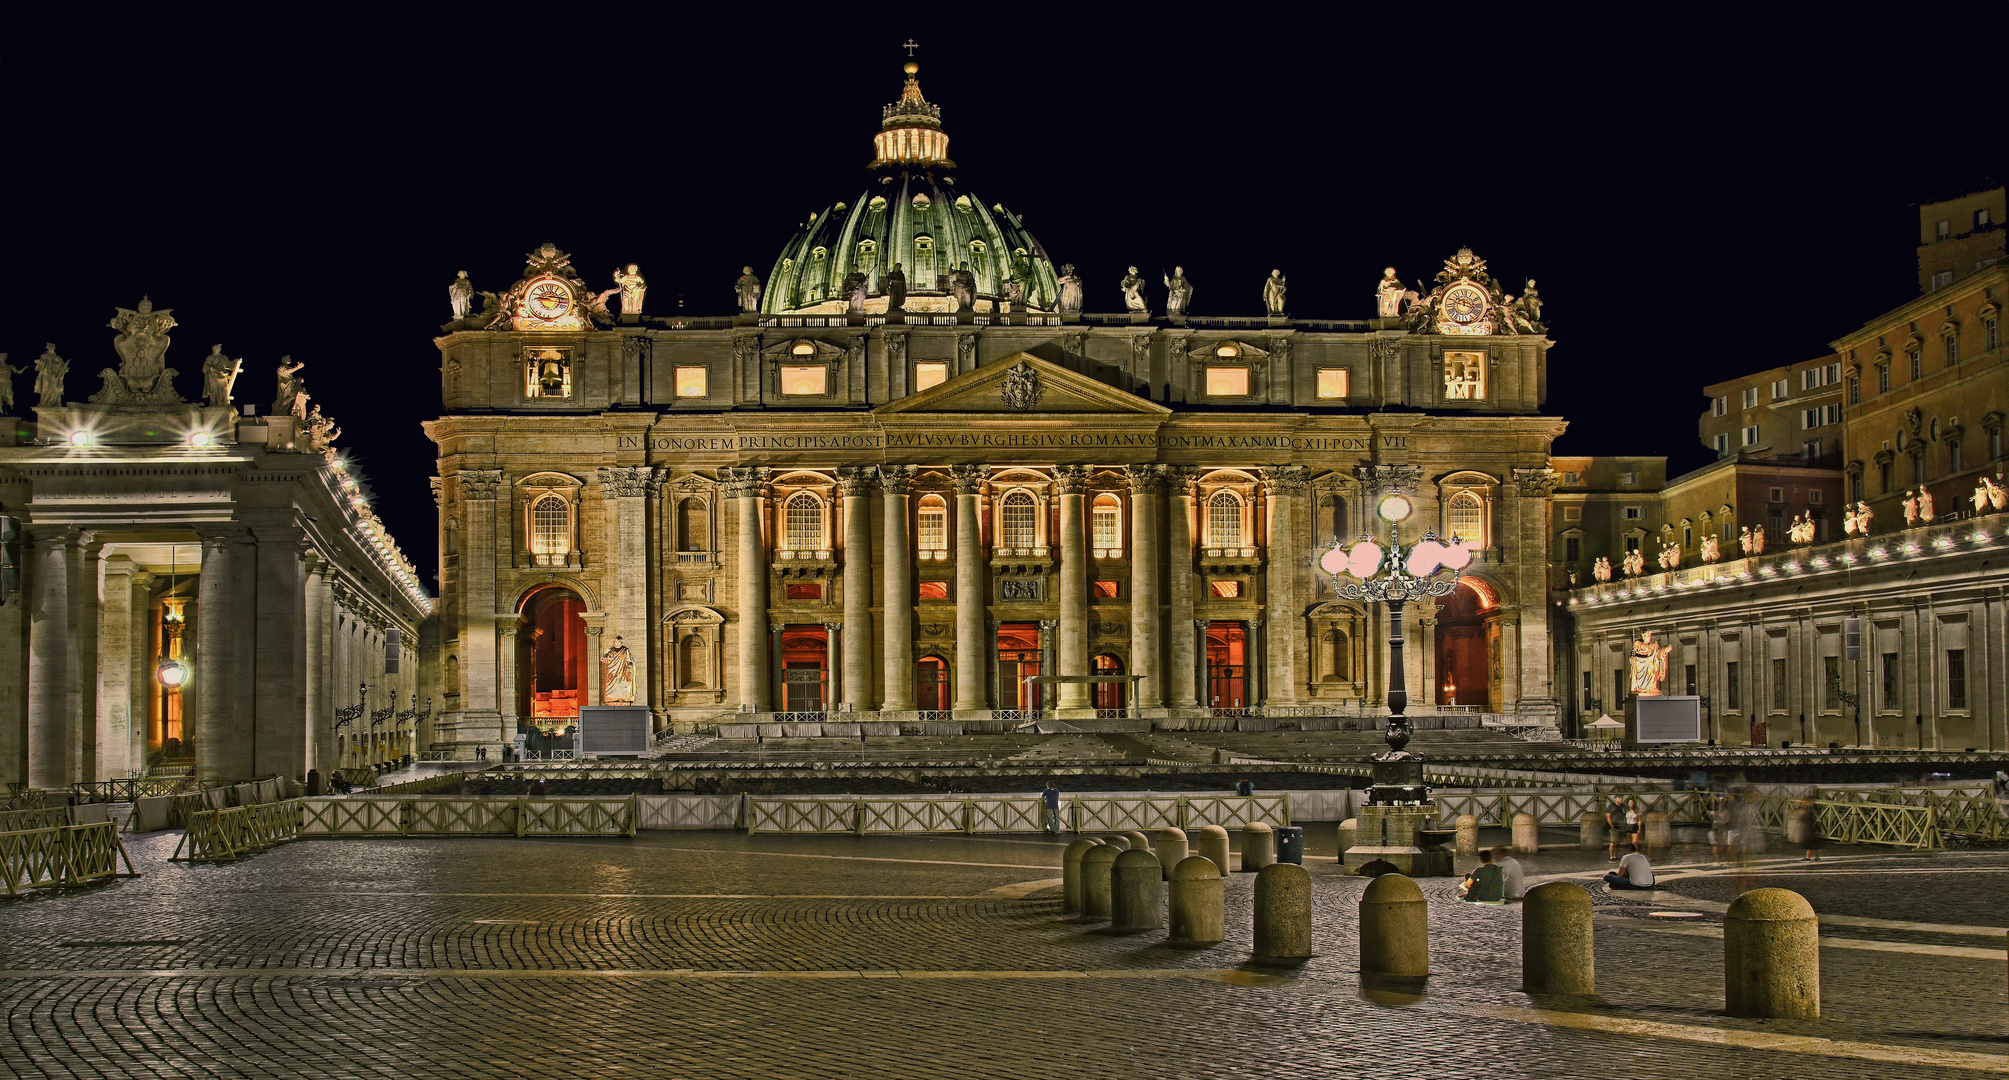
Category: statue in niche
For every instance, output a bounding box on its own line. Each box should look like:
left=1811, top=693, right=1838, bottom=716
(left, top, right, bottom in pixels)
left=1902, top=490, right=1919, bottom=525
left=34, top=344, right=68, bottom=408
left=1056, top=263, right=1083, bottom=314
left=1164, top=266, right=1193, bottom=316
left=201, top=345, right=241, bottom=409
left=1628, top=630, right=1672, bottom=697
left=735, top=266, right=763, bottom=313
left=0, top=355, right=23, bottom=415
left=448, top=271, right=475, bottom=318
left=274, top=357, right=308, bottom=418
left=304, top=404, right=340, bottom=453
left=842, top=271, right=868, bottom=314
left=1263, top=269, right=1287, bottom=316
left=1120, top=266, right=1147, bottom=313
left=885, top=262, right=908, bottom=309
left=950, top=262, right=976, bottom=311
left=601, top=636, right=636, bottom=705
left=612, top=264, right=646, bottom=314
left=1375, top=267, right=1408, bottom=318
left=1919, top=488, right=1935, bottom=523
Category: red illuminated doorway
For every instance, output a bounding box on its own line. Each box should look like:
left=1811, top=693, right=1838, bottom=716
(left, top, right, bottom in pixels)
left=1433, top=580, right=1492, bottom=709
left=996, top=622, right=1042, bottom=712
left=522, top=586, right=586, bottom=732
left=1093, top=654, right=1125, bottom=712
left=781, top=625, right=829, bottom=713
left=1207, top=621, right=1247, bottom=713
left=916, top=656, right=949, bottom=712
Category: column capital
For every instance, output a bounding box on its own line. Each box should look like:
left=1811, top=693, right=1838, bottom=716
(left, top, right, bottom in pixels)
left=597, top=466, right=663, bottom=499
left=584, top=625, right=604, bottom=637
left=130, top=569, right=157, bottom=588
left=721, top=466, right=772, bottom=499
left=1163, top=465, right=1200, bottom=495
left=823, top=620, right=843, bottom=632
left=950, top=463, right=990, bottom=495
left=1125, top=463, right=1166, bottom=495
left=834, top=465, right=879, bottom=497
left=1512, top=467, right=1561, bottom=498
left=1263, top=465, right=1311, bottom=497
left=1053, top=464, right=1091, bottom=494
left=877, top=464, right=917, bottom=496
left=459, top=469, right=504, bottom=501
left=769, top=622, right=784, bottom=634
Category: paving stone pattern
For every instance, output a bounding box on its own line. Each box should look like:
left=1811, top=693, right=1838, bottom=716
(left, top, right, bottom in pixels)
left=0, top=827, right=2003, bottom=1078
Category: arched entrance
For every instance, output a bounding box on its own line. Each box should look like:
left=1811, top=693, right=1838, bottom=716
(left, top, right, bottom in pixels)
left=1434, top=580, right=1493, bottom=710
left=1092, top=654, right=1125, bottom=713
left=915, top=656, right=949, bottom=712
left=521, top=586, right=586, bottom=732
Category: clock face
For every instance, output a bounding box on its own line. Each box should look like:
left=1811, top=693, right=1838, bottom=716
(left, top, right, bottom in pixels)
left=1443, top=284, right=1485, bottom=324
left=1377, top=494, right=1413, bottom=522
left=526, top=280, right=573, bottom=321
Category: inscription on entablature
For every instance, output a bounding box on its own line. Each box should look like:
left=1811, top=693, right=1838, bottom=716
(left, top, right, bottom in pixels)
left=616, top=432, right=1405, bottom=453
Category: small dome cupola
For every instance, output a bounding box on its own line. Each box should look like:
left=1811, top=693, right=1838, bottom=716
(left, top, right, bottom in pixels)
left=872, top=63, right=954, bottom=169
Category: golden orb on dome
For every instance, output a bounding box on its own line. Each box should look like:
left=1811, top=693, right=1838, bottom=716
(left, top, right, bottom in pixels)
left=904, top=62, right=918, bottom=74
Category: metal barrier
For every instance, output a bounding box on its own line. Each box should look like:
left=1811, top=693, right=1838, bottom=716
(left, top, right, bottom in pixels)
left=744, top=794, right=1291, bottom=835
left=0, top=821, right=137, bottom=896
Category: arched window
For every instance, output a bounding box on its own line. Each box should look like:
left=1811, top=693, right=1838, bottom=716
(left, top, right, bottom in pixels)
left=785, top=492, right=823, bottom=550
left=1001, top=490, right=1038, bottom=548
left=531, top=495, right=569, bottom=565
left=916, top=494, right=947, bottom=553
left=1447, top=492, right=1485, bottom=546
left=1091, top=493, right=1122, bottom=554
left=1208, top=491, right=1243, bottom=547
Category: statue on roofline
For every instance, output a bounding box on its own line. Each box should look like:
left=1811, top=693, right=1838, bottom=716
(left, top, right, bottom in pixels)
left=885, top=262, right=908, bottom=309
left=34, top=344, right=68, bottom=409
left=735, top=267, right=763, bottom=313
left=448, top=271, right=475, bottom=318
left=0, top=354, right=23, bottom=415
left=1056, top=263, right=1083, bottom=314
left=612, top=264, right=646, bottom=315
left=274, top=357, right=307, bottom=419
left=201, top=345, right=241, bottom=409
left=950, top=262, right=975, bottom=311
left=1119, top=266, right=1147, bottom=313
left=1263, top=269, right=1287, bottom=316
left=1164, top=266, right=1194, bottom=316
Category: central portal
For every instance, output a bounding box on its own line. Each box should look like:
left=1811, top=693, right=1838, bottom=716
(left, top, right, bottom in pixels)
left=996, top=622, right=1043, bottom=713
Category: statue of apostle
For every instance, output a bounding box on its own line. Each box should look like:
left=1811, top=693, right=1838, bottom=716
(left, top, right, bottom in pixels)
left=735, top=267, right=763, bottom=313
left=273, top=356, right=307, bottom=418
left=842, top=271, right=868, bottom=314
left=1628, top=631, right=1672, bottom=697
left=1056, top=263, right=1083, bottom=314
left=601, top=636, right=636, bottom=706
left=1375, top=267, right=1407, bottom=318
left=201, top=344, right=241, bottom=409
left=950, top=263, right=976, bottom=311
left=884, top=262, right=908, bottom=310
left=34, top=344, right=68, bottom=408
left=1262, top=269, right=1287, bottom=316
left=0, top=354, right=23, bottom=415
left=1163, top=266, right=1194, bottom=316
left=1119, top=266, right=1147, bottom=313
left=448, top=271, right=475, bottom=318
left=612, top=264, right=646, bottom=315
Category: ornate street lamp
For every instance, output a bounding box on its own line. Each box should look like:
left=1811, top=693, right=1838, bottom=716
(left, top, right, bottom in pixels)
left=1318, top=492, right=1468, bottom=805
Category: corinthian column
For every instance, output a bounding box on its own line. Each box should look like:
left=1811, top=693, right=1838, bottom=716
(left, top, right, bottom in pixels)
left=950, top=464, right=989, bottom=715
left=26, top=528, right=73, bottom=790
left=194, top=528, right=244, bottom=785
left=880, top=465, right=917, bottom=710
left=726, top=467, right=773, bottom=711
left=1264, top=465, right=1310, bottom=707
left=1126, top=465, right=1166, bottom=711
left=1054, top=465, right=1091, bottom=716
left=1164, top=468, right=1199, bottom=712
left=598, top=466, right=662, bottom=715
left=837, top=467, right=877, bottom=711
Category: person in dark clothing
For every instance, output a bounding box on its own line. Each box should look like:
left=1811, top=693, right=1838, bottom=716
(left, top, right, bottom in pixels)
left=1235, top=778, right=1254, bottom=797
left=1041, top=782, right=1062, bottom=834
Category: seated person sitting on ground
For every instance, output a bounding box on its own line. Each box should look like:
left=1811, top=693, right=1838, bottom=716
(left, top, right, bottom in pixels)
left=1460, top=848, right=1505, bottom=903
left=1494, top=846, right=1526, bottom=900
left=1603, top=844, right=1656, bottom=890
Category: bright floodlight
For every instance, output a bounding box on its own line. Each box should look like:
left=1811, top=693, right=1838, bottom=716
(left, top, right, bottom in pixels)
left=68, top=430, right=93, bottom=446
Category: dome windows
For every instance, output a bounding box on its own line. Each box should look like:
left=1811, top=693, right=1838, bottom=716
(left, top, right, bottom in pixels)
left=968, top=239, right=986, bottom=257
left=868, top=196, right=888, bottom=212
left=812, top=246, right=828, bottom=261
left=954, top=195, right=973, bottom=212
left=912, top=193, right=931, bottom=209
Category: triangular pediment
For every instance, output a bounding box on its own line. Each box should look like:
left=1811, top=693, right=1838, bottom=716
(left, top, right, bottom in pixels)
left=875, top=353, right=1171, bottom=417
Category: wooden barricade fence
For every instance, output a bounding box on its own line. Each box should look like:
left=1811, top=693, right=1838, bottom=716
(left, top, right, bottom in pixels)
left=744, top=794, right=1291, bottom=835
left=1430, top=786, right=1950, bottom=851
left=1, top=821, right=137, bottom=896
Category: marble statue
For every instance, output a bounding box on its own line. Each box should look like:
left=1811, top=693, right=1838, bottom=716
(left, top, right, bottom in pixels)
left=1056, top=263, right=1083, bottom=314
left=1849, top=500, right=1873, bottom=535
left=1974, top=475, right=2006, bottom=513
left=1629, top=630, right=1672, bottom=696
left=1006, top=252, right=1032, bottom=306
left=1974, top=478, right=1993, bottom=514
left=448, top=271, right=475, bottom=318
left=1902, top=490, right=1919, bottom=526
left=950, top=263, right=976, bottom=311
left=1263, top=269, right=1287, bottom=316
left=1164, top=266, right=1193, bottom=316
left=1919, top=488, right=1935, bottom=523
left=92, top=297, right=183, bottom=404
left=585, top=287, right=618, bottom=318
left=842, top=271, right=868, bottom=314
left=1738, top=526, right=1753, bottom=554
left=34, top=344, right=67, bottom=408
left=1375, top=267, right=1406, bottom=318
left=1843, top=510, right=1859, bottom=536
left=1700, top=534, right=1720, bottom=562
left=1519, top=278, right=1543, bottom=325
left=304, top=403, right=340, bottom=452
left=200, top=345, right=241, bottom=409
left=1592, top=555, right=1611, bottom=582
left=612, top=264, right=646, bottom=314
left=601, top=636, right=636, bottom=705
left=735, top=267, right=763, bottom=313
left=1120, top=266, right=1147, bottom=313
left=885, top=262, right=908, bottom=309
left=1750, top=525, right=1765, bottom=555
left=0, top=355, right=23, bottom=415
left=274, top=357, right=307, bottom=418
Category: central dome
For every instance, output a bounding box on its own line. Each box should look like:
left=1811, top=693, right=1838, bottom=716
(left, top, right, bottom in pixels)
left=763, top=64, right=1060, bottom=316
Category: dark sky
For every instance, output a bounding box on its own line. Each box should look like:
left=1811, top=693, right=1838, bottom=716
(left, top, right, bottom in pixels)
left=7, top=13, right=1998, bottom=592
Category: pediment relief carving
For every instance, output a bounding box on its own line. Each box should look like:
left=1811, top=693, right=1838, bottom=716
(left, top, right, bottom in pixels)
left=875, top=352, right=1171, bottom=417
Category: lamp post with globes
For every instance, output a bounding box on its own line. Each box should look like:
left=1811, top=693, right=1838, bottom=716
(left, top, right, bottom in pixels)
left=1317, top=491, right=1469, bottom=805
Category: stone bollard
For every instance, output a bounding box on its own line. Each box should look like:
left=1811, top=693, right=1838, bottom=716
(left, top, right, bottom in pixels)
left=1103, top=834, right=1131, bottom=851
left=1337, top=818, right=1357, bottom=865
left=1522, top=881, right=1595, bottom=994
left=1168, top=855, right=1225, bottom=946
left=1580, top=812, right=1606, bottom=850
left=1454, top=813, right=1479, bottom=857
left=1156, top=828, right=1189, bottom=881
left=1123, top=830, right=1154, bottom=853
left=1081, top=844, right=1121, bottom=921
left=1240, top=822, right=1276, bottom=873
left=1253, top=863, right=1313, bottom=962
left=1724, top=888, right=1820, bottom=1019
left=1643, top=810, right=1671, bottom=850
left=1062, top=839, right=1101, bottom=915
left=1111, top=849, right=1165, bottom=933
left=1512, top=812, right=1539, bottom=854
left=1359, top=873, right=1429, bottom=980
left=1194, top=825, right=1232, bottom=876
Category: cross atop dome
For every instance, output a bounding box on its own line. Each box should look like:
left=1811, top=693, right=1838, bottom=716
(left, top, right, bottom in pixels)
left=874, top=60, right=952, bottom=168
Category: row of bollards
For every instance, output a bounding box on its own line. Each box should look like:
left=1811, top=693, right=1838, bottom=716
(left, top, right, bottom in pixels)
left=1064, top=832, right=1822, bottom=1016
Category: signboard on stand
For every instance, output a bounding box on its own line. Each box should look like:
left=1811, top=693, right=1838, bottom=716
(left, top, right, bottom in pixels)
left=578, top=705, right=651, bottom=756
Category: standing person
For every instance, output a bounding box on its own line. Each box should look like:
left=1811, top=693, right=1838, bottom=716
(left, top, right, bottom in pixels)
left=1605, top=795, right=1627, bottom=860
left=1789, top=795, right=1824, bottom=862
left=1622, top=796, right=1643, bottom=850
left=1041, top=781, right=1062, bottom=835
left=1710, top=793, right=1734, bottom=863
left=1493, top=846, right=1526, bottom=901
left=1236, top=778, right=1254, bottom=797
left=1603, top=844, right=1656, bottom=890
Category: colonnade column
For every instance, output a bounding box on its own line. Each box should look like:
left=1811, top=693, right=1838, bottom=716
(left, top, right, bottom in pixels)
left=1126, top=465, right=1163, bottom=712
left=1263, top=466, right=1309, bottom=708
left=252, top=527, right=305, bottom=781
left=66, top=533, right=103, bottom=784
left=880, top=466, right=917, bottom=711
left=725, top=467, right=772, bottom=712
left=838, top=467, right=876, bottom=712
left=193, top=528, right=243, bottom=785
left=96, top=555, right=144, bottom=781
left=1054, top=465, right=1091, bottom=716
left=950, top=464, right=989, bottom=716
left=303, top=554, right=330, bottom=778
left=26, top=527, right=73, bottom=790
left=1164, top=468, right=1199, bottom=712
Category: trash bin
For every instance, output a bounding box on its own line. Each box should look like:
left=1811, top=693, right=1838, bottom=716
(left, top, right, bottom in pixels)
left=1275, top=826, right=1304, bottom=865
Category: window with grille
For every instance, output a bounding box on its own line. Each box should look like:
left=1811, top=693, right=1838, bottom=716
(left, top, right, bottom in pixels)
left=785, top=493, right=822, bottom=550
left=1945, top=335, right=1959, bottom=367
left=1208, top=491, right=1242, bottom=547
left=1948, top=649, right=1968, bottom=709
left=1001, top=491, right=1037, bottom=548
left=1092, top=495, right=1121, bottom=552
left=1447, top=492, right=1483, bottom=545
left=916, top=496, right=947, bottom=551
left=531, top=495, right=568, bottom=563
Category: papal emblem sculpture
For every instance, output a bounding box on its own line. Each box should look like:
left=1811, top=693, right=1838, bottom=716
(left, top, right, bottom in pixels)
left=90, top=298, right=184, bottom=405
left=999, top=361, right=1043, bottom=412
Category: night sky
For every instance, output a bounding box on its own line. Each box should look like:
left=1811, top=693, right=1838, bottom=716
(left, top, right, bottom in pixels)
left=7, top=14, right=1997, bottom=592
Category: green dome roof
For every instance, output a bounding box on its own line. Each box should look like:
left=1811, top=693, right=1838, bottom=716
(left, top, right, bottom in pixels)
left=763, top=66, right=1060, bottom=316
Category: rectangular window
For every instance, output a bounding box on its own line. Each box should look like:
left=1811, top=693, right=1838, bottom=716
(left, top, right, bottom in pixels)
left=1742, top=425, right=1761, bottom=447
left=1852, top=472, right=1864, bottom=501
left=1725, top=661, right=1740, bottom=711
left=1803, top=440, right=1821, bottom=459
left=1908, top=349, right=1923, bottom=380
left=1443, top=351, right=1487, bottom=400
left=784, top=582, right=823, bottom=601
left=1092, top=581, right=1121, bottom=599
left=1876, top=365, right=1890, bottom=393
left=1772, top=378, right=1790, bottom=400
left=1881, top=652, right=1899, bottom=710
left=1623, top=506, right=1642, bottom=520
left=1801, top=369, right=1817, bottom=390
left=917, top=506, right=946, bottom=551
left=1582, top=672, right=1593, bottom=709
left=1948, top=649, right=1968, bottom=709
left=1771, top=658, right=1787, bottom=712
left=1987, top=318, right=2000, bottom=352
left=914, top=361, right=948, bottom=391
left=1823, top=656, right=1840, bottom=710
left=1946, top=336, right=1959, bottom=367
left=1769, top=487, right=1784, bottom=503
left=1091, top=503, right=1120, bottom=550
left=916, top=581, right=949, bottom=600
left=780, top=366, right=828, bottom=395
left=1714, top=433, right=1730, bottom=455
left=1624, top=536, right=1641, bottom=553
left=1932, top=270, right=1954, bottom=290
left=1848, top=377, right=1860, bottom=405
left=1741, top=388, right=1759, bottom=409
left=1316, top=368, right=1349, bottom=399
left=1564, top=536, right=1581, bottom=562
left=1951, top=441, right=1964, bottom=472
left=1684, top=664, right=1698, bottom=696
left=1991, top=427, right=2003, bottom=460
left=1712, top=396, right=1728, bottom=417
left=1563, top=506, right=1582, bottom=521
left=1205, top=366, right=1250, bottom=396
left=674, top=365, right=708, bottom=398
left=1801, top=409, right=1817, bottom=430
left=1210, top=580, right=1241, bottom=598
left=1826, top=362, right=1841, bottom=384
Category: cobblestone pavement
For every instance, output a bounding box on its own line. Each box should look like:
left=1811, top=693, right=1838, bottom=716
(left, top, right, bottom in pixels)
left=1, top=824, right=2005, bottom=1078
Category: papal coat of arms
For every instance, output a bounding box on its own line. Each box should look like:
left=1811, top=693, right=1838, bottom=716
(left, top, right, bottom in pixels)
left=999, top=361, right=1043, bottom=411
